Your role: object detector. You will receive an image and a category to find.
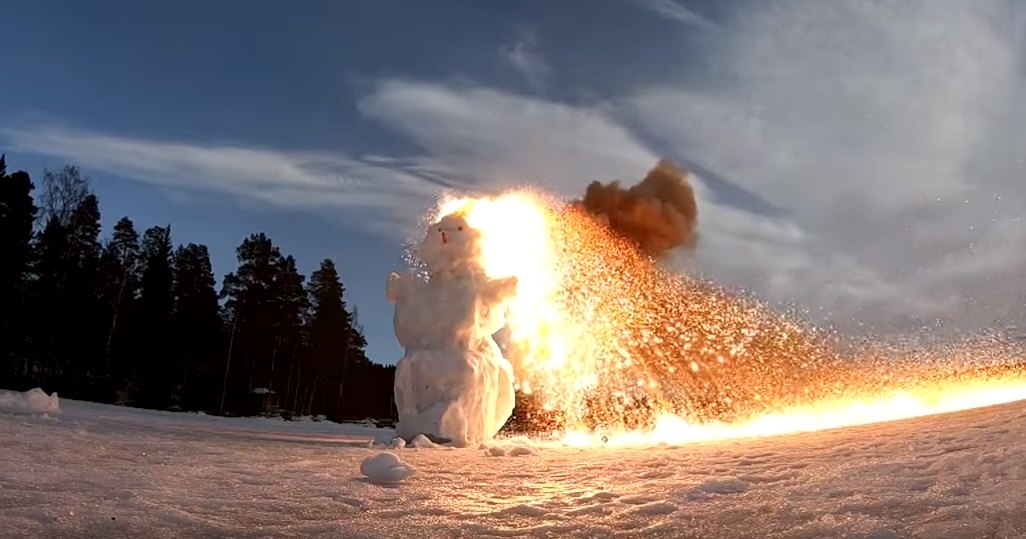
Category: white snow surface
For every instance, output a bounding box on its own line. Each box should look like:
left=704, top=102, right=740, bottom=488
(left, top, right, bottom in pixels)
left=3, top=388, right=1026, bottom=538
left=0, top=387, right=60, bottom=415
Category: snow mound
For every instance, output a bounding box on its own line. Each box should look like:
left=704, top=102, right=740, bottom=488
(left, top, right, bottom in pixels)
left=0, top=388, right=60, bottom=415
left=484, top=444, right=534, bottom=457
left=373, top=433, right=452, bottom=450
left=483, top=435, right=538, bottom=457
left=359, top=452, right=416, bottom=484
left=409, top=434, right=443, bottom=448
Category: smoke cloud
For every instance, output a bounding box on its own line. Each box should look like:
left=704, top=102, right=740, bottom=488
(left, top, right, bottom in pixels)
left=579, top=159, right=698, bottom=257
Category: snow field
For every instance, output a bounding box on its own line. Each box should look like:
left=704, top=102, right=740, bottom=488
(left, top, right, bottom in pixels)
left=3, top=388, right=1026, bottom=538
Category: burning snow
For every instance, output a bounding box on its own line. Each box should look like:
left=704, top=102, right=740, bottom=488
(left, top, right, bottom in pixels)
left=430, top=184, right=1026, bottom=447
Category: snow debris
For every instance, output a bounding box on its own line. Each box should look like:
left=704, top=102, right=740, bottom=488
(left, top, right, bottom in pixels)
left=408, top=434, right=442, bottom=449
left=372, top=435, right=412, bottom=449
left=483, top=436, right=537, bottom=457
left=484, top=444, right=534, bottom=457
left=509, top=446, right=533, bottom=456
left=359, top=452, right=416, bottom=484
left=0, top=388, right=60, bottom=415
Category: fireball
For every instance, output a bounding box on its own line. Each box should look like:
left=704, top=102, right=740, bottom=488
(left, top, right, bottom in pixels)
left=428, top=190, right=1026, bottom=446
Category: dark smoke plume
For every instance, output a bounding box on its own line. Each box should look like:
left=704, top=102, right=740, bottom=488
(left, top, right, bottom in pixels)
left=580, top=159, right=698, bottom=256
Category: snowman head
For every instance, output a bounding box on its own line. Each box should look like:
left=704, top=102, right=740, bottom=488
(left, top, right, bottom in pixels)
left=419, top=213, right=484, bottom=276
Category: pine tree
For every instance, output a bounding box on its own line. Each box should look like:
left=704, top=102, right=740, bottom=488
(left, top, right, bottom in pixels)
left=30, top=216, right=70, bottom=383
left=99, top=217, right=141, bottom=393
left=273, top=254, right=308, bottom=407
left=220, top=233, right=307, bottom=415
left=136, top=225, right=175, bottom=407
left=67, top=194, right=102, bottom=265
left=221, top=233, right=278, bottom=414
left=172, top=243, right=223, bottom=411
left=306, top=258, right=371, bottom=419
left=0, top=155, right=38, bottom=381
left=66, top=194, right=105, bottom=389
left=2, top=160, right=396, bottom=418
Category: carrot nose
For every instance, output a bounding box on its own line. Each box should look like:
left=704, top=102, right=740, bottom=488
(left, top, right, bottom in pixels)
left=441, top=231, right=448, bottom=244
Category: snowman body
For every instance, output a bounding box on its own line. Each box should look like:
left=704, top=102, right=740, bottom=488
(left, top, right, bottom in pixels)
left=388, top=214, right=516, bottom=446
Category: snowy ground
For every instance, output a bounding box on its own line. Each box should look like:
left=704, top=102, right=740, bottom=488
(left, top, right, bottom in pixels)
left=2, top=389, right=1026, bottom=538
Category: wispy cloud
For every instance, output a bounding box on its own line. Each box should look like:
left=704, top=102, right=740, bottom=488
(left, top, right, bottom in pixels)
left=625, top=0, right=1026, bottom=335
left=355, top=78, right=903, bottom=326
left=0, top=125, right=442, bottom=237
left=637, top=0, right=715, bottom=28
left=499, top=27, right=553, bottom=90
left=357, top=79, right=657, bottom=193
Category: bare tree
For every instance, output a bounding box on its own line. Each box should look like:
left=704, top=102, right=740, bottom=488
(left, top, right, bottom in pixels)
left=40, top=165, right=90, bottom=226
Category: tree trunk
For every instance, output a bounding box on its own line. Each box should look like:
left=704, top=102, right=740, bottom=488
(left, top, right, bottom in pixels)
left=219, top=310, right=239, bottom=415
left=179, top=351, right=190, bottom=408
left=306, top=374, right=321, bottom=416
left=335, top=343, right=349, bottom=414
left=291, top=361, right=302, bottom=412
left=104, top=263, right=135, bottom=368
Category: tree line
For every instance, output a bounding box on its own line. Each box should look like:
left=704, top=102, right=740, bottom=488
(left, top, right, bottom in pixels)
left=0, top=155, right=396, bottom=421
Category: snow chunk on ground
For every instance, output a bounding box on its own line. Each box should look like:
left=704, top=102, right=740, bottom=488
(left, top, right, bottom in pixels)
left=372, top=435, right=408, bottom=449
left=485, top=444, right=533, bottom=457
left=408, top=434, right=442, bottom=448
left=359, top=452, right=416, bottom=484
left=483, top=435, right=537, bottom=457
left=0, top=388, right=60, bottom=415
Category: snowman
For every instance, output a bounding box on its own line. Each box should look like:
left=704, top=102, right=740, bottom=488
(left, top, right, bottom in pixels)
left=387, top=212, right=518, bottom=446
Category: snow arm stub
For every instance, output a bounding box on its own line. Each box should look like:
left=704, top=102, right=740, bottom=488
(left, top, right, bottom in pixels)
left=387, top=271, right=413, bottom=303
left=485, top=275, right=518, bottom=305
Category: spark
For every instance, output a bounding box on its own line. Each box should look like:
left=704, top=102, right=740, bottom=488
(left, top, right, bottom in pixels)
left=428, top=190, right=1026, bottom=447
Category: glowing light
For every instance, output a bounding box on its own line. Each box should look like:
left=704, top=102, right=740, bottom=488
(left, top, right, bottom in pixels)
left=563, top=376, right=1026, bottom=447
left=427, top=190, right=1026, bottom=446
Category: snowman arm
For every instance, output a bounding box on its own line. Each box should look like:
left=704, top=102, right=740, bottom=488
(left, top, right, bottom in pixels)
left=486, top=275, right=518, bottom=303
left=386, top=271, right=409, bottom=303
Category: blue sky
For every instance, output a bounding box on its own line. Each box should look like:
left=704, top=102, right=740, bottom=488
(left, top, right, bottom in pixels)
left=4, top=0, right=1026, bottom=363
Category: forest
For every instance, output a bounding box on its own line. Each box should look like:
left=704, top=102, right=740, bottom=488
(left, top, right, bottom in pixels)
left=0, top=155, right=396, bottom=422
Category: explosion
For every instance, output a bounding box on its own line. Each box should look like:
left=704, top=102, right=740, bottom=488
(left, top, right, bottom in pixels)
left=431, top=189, right=1026, bottom=447
left=580, top=159, right=699, bottom=256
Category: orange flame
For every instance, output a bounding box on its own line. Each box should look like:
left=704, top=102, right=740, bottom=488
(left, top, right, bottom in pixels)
left=429, top=190, right=1026, bottom=447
